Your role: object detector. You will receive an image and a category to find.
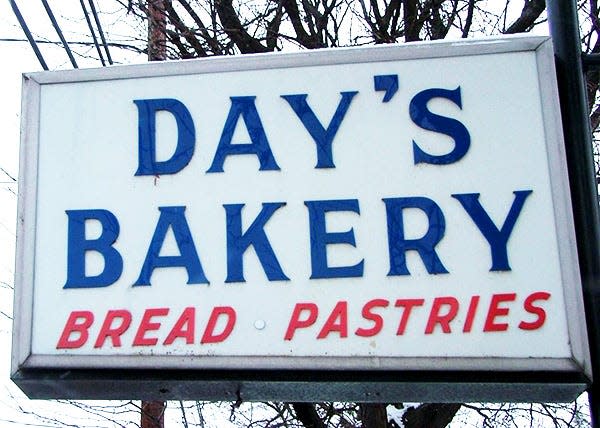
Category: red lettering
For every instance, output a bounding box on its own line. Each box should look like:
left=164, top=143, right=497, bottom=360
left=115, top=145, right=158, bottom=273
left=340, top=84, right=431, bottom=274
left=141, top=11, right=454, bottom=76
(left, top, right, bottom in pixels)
left=284, top=302, right=318, bottom=340
left=462, top=295, right=480, bottom=333
left=201, top=306, right=236, bottom=344
left=425, top=297, right=459, bottom=334
left=164, top=307, right=196, bottom=345
left=519, top=291, right=551, bottom=330
left=484, top=293, right=517, bottom=332
left=94, top=309, right=132, bottom=348
left=355, top=299, right=389, bottom=337
left=395, top=299, right=424, bottom=335
left=133, top=308, right=169, bottom=346
left=317, top=301, right=348, bottom=339
left=57, top=311, right=94, bottom=349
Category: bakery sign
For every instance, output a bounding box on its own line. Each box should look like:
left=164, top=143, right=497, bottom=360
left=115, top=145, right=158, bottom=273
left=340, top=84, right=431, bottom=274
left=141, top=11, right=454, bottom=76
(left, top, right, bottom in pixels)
left=11, top=35, right=591, bottom=401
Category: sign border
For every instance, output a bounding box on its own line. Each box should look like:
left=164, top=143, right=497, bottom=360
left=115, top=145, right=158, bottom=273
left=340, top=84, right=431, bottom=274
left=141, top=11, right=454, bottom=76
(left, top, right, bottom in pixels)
left=11, top=35, right=592, bottom=400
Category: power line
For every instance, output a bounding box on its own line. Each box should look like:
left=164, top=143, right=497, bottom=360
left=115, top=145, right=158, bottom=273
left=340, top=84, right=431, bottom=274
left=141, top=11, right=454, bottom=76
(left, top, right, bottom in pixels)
left=8, top=1, right=129, bottom=68
left=41, top=0, right=78, bottom=68
left=88, top=0, right=113, bottom=65
left=0, top=167, right=16, bottom=183
left=79, top=0, right=105, bottom=66
left=3, top=187, right=16, bottom=197
left=0, top=38, right=145, bottom=54
left=8, top=0, right=49, bottom=70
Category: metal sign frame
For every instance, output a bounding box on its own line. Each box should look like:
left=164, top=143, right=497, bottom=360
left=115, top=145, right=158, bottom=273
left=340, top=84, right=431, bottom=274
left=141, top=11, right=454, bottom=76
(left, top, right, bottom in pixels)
left=11, top=34, right=592, bottom=401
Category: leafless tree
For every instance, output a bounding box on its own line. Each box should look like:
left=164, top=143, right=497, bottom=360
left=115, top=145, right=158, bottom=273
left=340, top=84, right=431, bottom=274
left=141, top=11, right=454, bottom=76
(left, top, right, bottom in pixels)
left=3, top=0, right=599, bottom=427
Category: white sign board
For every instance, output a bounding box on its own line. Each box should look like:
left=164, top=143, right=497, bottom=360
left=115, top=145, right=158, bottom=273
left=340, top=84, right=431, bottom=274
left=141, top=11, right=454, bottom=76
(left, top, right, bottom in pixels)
left=12, top=35, right=591, bottom=399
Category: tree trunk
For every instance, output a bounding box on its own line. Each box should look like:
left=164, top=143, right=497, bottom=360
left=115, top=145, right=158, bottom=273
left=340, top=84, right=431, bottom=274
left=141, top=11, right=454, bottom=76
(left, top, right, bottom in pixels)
left=292, top=403, right=326, bottom=428
left=402, top=403, right=461, bottom=428
left=359, top=403, right=387, bottom=428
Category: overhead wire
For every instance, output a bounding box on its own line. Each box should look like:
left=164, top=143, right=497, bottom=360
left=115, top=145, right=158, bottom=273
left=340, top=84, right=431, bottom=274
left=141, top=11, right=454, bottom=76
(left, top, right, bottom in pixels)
left=8, top=0, right=49, bottom=70
left=0, top=167, right=16, bottom=183
left=79, top=0, right=105, bottom=66
left=9, top=1, right=120, bottom=69
left=40, top=0, right=78, bottom=68
left=87, top=0, right=113, bottom=65
left=0, top=38, right=144, bottom=54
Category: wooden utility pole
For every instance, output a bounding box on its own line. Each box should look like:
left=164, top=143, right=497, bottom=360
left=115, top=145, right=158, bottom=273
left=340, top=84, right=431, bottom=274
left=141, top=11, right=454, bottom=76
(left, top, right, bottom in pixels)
left=142, top=400, right=166, bottom=428
left=141, top=1, right=167, bottom=427
left=147, top=0, right=167, bottom=61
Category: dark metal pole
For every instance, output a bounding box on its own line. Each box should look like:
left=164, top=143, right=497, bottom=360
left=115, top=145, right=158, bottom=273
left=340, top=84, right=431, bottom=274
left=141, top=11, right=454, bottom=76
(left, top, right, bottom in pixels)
left=583, top=53, right=600, bottom=71
left=546, top=1, right=600, bottom=427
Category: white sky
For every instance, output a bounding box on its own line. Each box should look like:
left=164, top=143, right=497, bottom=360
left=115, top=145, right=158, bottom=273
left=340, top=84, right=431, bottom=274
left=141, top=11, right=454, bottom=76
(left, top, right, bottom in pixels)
left=0, top=2, right=586, bottom=428
left=0, top=2, right=148, bottom=426
left=0, top=3, right=40, bottom=423
left=0, top=2, right=278, bottom=426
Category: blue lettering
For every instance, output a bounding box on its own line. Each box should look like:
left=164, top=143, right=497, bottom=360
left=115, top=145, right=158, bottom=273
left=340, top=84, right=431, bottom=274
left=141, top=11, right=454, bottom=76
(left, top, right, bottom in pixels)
left=224, top=202, right=288, bottom=282
left=64, top=209, right=123, bottom=288
left=134, top=206, right=208, bottom=286
left=383, top=197, right=448, bottom=276
left=410, top=87, right=470, bottom=165
left=452, top=190, right=532, bottom=271
left=134, top=98, right=195, bottom=175
left=281, top=92, right=358, bottom=168
left=305, top=199, right=364, bottom=279
left=207, top=97, right=279, bottom=172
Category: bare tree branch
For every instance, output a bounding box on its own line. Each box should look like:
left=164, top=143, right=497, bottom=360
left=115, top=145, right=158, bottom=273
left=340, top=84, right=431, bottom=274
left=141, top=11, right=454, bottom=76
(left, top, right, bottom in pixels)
left=166, top=2, right=208, bottom=56
left=504, top=0, right=546, bottom=34
left=402, top=403, right=462, bottom=428
left=178, top=0, right=219, bottom=49
left=282, top=0, right=322, bottom=47
left=215, top=0, right=271, bottom=52
left=462, top=0, right=475, bottom=37
left=359, top=403, right=387, bottom=428
left=404, top=0, right=420, bottom=41
left=292, top=403, right=326, bottom=428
